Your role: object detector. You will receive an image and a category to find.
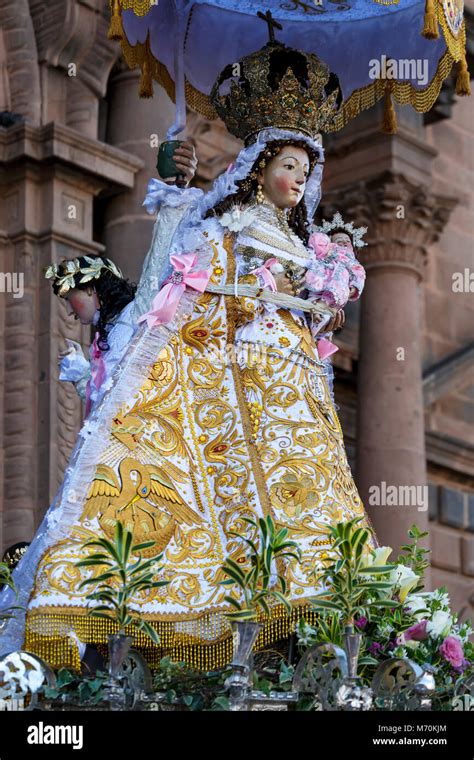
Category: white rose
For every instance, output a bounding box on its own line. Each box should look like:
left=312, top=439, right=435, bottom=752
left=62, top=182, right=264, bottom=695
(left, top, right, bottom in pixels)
left=426, top=610, right=452, bottom=639
left=404, top=594, right=430, bottom=619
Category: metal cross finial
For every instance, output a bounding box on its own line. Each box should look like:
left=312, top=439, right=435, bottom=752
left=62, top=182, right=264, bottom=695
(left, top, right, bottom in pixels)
left=257, top=10, right=283, bottom=44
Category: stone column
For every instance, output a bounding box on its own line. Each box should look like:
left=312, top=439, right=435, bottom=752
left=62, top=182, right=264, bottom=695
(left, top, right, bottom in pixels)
left=354, top=175, right=456, bottom=565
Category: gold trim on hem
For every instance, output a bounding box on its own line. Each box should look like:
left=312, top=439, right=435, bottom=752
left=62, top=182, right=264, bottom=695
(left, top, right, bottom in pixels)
left=25, top=602, right=318, bottom=672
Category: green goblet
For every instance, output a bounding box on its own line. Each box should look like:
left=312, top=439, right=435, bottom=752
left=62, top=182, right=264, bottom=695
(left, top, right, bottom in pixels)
left=157, top=140, right=186, bottom=187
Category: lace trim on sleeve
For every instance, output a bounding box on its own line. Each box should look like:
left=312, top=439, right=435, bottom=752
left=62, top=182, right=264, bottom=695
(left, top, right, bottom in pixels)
left=143, top=178, right=204, bottom=215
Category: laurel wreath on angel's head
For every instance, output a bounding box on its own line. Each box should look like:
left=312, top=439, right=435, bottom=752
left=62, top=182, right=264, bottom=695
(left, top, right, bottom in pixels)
left=44, top=256, right=123, bottom=296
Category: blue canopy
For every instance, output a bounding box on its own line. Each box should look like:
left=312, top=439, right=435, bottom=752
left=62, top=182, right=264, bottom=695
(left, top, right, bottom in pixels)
left=107, top=0, right=470, bottom=135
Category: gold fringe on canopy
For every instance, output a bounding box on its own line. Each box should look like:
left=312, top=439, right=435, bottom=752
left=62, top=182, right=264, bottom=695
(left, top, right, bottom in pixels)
left=423, top=2, right=471, bottom=98
left=423, top=0, right=440, bottom=39
left=138, top=37, right=154, bottom=98
left=382, top=85, right=398, bottom=134
left=327, top=47, right=460, bottom=132
left=456, top=55, right=471, bottom=96
left=24, top=602, right=319, bottom=673
left=119, top=0, right=155, bottom=13
left=431, top=0, right=467, bottom=60
left=119, top=31, right=218, bottom=117
left=108, top=0, right=124, bottom=41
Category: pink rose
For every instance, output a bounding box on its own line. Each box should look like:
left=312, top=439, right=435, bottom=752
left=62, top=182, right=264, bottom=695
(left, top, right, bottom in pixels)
left=404, top=620, right=429, bottom=642
left=308, top=232, right=331, bottom=258
left=439, top=636, right=464, bottom=668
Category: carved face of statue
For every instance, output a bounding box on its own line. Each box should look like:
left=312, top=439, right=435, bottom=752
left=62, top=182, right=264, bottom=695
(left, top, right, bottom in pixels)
left=331, top=231, right=353, bottom=250
left=257, top=145, right=310, bottom=209
left=64, top=287, right=100, bottom=325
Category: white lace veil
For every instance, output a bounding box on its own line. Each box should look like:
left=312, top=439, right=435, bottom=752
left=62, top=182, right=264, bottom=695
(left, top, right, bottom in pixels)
left=170, top=127, right=324, bottom=252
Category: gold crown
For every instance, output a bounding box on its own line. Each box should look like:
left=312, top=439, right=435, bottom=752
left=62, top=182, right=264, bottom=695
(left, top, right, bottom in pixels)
left=210, top=41, right=341, bottom=144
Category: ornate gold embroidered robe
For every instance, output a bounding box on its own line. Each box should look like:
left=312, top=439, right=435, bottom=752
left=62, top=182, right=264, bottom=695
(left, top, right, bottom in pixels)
left=24, top=206, right=377, bottom=671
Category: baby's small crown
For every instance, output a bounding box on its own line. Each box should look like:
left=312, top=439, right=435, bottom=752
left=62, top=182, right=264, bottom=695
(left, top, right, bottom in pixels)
left=315, top=212, right=368, bottom=249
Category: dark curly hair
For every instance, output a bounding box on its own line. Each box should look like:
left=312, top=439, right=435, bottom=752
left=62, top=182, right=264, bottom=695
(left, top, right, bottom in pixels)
left=52, top=255, right=137, bottom=351
left=204, top=138, right=321, bottom=245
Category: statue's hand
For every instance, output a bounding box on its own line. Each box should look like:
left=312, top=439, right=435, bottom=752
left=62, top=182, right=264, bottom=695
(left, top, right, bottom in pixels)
left=325, top=309, right=345, bottom=332
left=272, top=270, right=294, bottom=296
left=163, top=141, right=197, bottom=187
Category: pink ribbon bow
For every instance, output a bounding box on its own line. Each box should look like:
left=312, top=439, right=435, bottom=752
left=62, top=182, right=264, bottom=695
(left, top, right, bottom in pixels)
left=85, top=332, right=107, bottom=417
left=253, top=258, right=278, bottom=292
left=317, top=337, right=339, bottom=360
left=138, top=252, right=210, bottom=329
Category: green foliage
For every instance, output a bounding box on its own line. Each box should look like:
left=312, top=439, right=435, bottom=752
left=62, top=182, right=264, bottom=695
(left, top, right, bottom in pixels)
left=295, top=521, right=473, bottom=709
left=309, top=517, right=398, bottom=626
left=210, top=696, right=230, bottom=711
left=75, top=521, right=168, bottom=645
left=252, top=672, right=272, bottom=695
left=0, top=562, right=25, bottom=621
left=250, top=661, right=295, bottom=695
left=0, top=561, right=16, bottom=593
left=153, top=656, right=230, bottom=711
left=278, top=661, right=295, bottom=687
left=296, top=613, right=345, bottom=660
left=151, top=656, right=297, bottom=710
left=42, top=667, right=109, bottom=706
left=219, top=515, right=302, bottom=621
left=396, top=523, right=431, bottom=581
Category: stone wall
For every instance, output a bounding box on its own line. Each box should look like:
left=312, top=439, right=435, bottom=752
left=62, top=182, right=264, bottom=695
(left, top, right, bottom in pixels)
left=423, top=95, right=474, bottom=617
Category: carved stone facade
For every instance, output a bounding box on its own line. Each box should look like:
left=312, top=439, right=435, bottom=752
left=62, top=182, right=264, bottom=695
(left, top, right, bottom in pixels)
left=0, top=1, right=473, bottom=620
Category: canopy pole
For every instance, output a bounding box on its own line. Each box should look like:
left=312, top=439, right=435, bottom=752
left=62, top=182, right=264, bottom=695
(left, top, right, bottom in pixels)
left=167, top=0, right=189, bottom=139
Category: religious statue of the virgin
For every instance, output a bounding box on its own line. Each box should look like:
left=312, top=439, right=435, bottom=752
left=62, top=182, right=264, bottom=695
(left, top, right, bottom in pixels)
left=0, top=36, right=378, bottom=671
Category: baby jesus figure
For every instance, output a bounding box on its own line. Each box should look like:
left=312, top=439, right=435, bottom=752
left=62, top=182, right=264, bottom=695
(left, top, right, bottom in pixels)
left=304, top=213, right=368, bottom=359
